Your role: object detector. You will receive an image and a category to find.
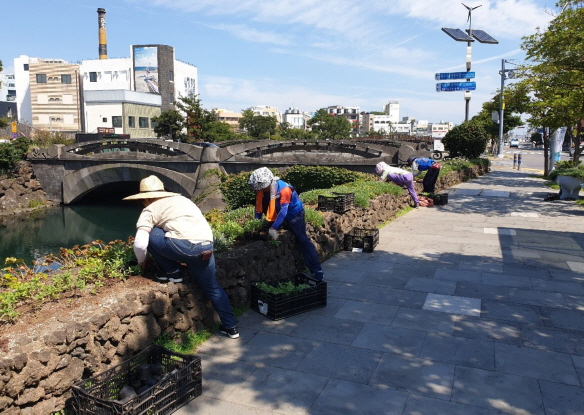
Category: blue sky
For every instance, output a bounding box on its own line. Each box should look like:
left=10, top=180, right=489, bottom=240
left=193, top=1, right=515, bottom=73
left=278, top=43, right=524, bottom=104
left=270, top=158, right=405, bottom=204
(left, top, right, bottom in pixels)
left=3, top=0, right=555, bottom=124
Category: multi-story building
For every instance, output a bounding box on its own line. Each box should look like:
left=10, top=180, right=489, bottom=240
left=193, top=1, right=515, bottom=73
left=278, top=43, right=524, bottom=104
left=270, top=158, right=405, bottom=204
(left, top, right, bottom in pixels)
left=429, top=121, right=454, bottom=138
left=383, top=101, right=400, bottom=124
left=282, top=107, right=307, bottom=129
left=12, top=44, right=198, bottom=137
left=361, top=113, right=411, bottom=135
left=18, top=56, right=82, bottom=133
left=214, top=108, right=243, bottom=132
left=249, top=105, right=281, bottom=123
left=0, top=73, right=17, bottom=119
left=326, top=105, right=360, bottom=134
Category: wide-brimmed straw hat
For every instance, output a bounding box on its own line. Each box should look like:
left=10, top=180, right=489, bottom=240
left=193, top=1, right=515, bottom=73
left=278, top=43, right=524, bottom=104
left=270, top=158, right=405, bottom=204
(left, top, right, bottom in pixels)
left=123, top=175, right=179, bottom=200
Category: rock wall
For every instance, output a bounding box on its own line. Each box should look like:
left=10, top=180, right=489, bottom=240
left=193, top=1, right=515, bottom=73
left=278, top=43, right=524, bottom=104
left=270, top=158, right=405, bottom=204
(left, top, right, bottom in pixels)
left=0, top=161, right=50, bottom=216
left=0, top=164, right=488, bottom=414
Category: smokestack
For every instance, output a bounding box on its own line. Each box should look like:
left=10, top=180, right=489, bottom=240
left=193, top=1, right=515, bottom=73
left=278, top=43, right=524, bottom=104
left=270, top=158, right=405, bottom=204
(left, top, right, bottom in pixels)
left=97, top=8, right=107, bottom=59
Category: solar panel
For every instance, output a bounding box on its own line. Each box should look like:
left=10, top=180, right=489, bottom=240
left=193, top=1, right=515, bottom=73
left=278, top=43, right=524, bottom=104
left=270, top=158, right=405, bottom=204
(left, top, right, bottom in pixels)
left=468, top=29, right=499, bottom=44
left=441, top=28, right=474, bottom=42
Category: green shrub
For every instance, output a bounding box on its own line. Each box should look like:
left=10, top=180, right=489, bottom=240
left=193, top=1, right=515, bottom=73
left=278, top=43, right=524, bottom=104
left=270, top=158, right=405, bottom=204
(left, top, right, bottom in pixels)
left=304, top=207, right=324, bottom=228
left=0, top=137, right=31, bottom=174
left=281, top=165, right=362, bottom=194
left=300, top=178, right=402, bottom=208
left=443, top=121, right=489, bottom=159
left=219, top=170, right=265, bottom=210
left=548, top=163, right=584, bottom=181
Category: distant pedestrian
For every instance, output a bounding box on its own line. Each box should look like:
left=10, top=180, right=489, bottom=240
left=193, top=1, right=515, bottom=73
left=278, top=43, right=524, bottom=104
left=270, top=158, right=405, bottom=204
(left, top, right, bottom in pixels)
left=124, top=175, right=239, bottom=339
left=407, top=157, right=441, bottom=193
left=248, top=167, right=324, bottom=281
left=375, top=162, right=420, bottom=208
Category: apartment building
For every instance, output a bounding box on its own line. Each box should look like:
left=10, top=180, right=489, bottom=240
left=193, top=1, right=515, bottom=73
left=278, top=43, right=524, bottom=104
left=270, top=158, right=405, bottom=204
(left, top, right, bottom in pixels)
left=214, top=108, right=243, bottom=131
left=326, top=105, right=360, bottom=133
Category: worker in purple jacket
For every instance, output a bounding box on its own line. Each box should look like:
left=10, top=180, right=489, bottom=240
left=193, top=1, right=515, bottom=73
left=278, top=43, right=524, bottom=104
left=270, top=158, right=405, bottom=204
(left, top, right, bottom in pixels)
left=375, top=162, right=420, bottom=208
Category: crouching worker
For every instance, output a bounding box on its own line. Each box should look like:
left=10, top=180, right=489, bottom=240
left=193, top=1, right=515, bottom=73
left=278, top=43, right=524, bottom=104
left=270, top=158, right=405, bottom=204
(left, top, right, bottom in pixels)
left=248, top=167, right=324, bottom=281
left=407, top=157, right=441, bottom=194
left=123, top=175, right=239, bottom=339
left=375, top=161, right=420, bottom=208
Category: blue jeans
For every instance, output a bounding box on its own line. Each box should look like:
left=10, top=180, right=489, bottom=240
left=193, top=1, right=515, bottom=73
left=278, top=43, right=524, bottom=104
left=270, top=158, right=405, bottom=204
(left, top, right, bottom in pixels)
left=147, top=227, right=237, bottom=329
left=286, top=211, right=323, bottom=276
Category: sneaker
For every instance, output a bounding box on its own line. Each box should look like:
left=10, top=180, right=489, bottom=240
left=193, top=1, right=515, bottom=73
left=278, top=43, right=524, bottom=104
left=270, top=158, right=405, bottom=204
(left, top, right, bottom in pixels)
left=219, top=326, right=240, bottom=339
left=155, top=270, right=182, bottom=283
left=311, top=270, right=324, bottom=282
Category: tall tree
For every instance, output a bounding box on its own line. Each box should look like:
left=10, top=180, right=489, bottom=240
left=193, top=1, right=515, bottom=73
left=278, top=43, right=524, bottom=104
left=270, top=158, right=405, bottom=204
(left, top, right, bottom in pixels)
left=520, top=0, right=584, bottom=166
left=239, top=109, right=277, bottom=139
left=307, top=109, right=352, bottom=140
left=175, top=94, right=216, bottom=143
left=152, top=109, right=184, bottom=141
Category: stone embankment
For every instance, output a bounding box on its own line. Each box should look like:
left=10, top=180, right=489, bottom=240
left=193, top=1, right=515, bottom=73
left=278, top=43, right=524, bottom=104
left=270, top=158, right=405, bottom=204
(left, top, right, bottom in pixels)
left=0, top=164, right=488, bottom=414
left=0, top=161, right=50, bottom=216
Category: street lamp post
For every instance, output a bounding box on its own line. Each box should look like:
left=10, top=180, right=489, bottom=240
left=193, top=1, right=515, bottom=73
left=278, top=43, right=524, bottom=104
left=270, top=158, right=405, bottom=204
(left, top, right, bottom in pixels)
left=497, top=59, right=515, bottom=157
left=441, top=3, right=498, bottom=122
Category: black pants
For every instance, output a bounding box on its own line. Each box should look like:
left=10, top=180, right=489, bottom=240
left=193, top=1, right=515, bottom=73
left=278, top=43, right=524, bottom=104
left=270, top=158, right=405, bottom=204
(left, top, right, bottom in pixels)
left=423, top=167, right=440, bottom=193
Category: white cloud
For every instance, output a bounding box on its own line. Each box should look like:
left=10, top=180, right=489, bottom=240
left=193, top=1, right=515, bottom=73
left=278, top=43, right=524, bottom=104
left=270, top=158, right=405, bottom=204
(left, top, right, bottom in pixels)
left=204, top=23, right=292, bottom=46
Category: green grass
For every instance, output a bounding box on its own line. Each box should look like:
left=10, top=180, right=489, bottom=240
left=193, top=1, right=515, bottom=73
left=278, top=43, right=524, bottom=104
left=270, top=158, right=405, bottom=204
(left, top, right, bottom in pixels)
left=544, top=181, right=560, bottom=190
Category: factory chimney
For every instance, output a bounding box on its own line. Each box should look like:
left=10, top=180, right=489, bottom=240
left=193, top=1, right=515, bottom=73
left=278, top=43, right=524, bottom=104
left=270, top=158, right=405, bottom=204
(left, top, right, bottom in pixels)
left=97, top=8, right=107, bottom=59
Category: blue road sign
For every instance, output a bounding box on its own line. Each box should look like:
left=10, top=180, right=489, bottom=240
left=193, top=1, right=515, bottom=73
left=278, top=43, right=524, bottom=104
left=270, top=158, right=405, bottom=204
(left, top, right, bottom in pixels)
left=435, top=72, right=475, bottom=80
left=436, top=82, right=476, bottom=92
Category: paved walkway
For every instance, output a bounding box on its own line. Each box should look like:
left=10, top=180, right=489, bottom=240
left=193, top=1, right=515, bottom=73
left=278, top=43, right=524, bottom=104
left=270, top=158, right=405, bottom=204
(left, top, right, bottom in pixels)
left=177, top=159, right=584, bottom=415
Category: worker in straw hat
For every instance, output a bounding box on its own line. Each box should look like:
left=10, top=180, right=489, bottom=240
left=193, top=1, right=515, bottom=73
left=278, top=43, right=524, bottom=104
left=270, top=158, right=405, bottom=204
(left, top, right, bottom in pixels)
left=123, top=175, right=239, bottom=339
left=248, top=167, right=324, bottom=281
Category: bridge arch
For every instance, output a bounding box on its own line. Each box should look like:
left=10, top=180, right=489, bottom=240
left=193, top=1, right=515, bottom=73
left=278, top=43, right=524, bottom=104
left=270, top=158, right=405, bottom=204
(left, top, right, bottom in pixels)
left=63, top=163, right=198, bottom=204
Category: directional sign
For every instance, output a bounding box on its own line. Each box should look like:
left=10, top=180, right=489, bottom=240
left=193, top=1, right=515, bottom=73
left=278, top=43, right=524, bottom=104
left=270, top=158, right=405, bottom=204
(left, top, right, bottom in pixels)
left=435, top=72, right=475, bottom=80
left=436, top=82, right=476, bottom=92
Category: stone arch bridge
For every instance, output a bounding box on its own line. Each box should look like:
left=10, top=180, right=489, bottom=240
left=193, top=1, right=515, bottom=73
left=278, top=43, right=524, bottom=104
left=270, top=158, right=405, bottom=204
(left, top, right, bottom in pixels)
left=28, top=138, right=430, bottom=211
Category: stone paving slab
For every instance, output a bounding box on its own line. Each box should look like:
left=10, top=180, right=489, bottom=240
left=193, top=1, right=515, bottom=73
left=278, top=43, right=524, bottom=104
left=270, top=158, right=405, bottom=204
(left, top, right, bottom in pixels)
left=522, top=324, right=584, bottom=356
left=540, top=380, right=584, bottom=415
left=351, top=323, right=427, bottom=356
left=454, top=282, right=509, bottom=302
left=333, top=299, right=399, bottom=325
left=454, top=316, right=523, bottom=345
left=402, top=394, right=501, bottom=415
left=452, top=366, right=545, bottom=415
left=309, top=379, right=409, bottom=415
left=494, top=342, right=580, bottom=385
left=369, top=354, right=456, bottom=400
left=222, top=365, right=328, bottom=415
left=391, top=307, right=458, bottom=334
left=418, top=332, right=495, bottom=370
left=404, top=277, right=456, bottom=295
left=481, top=300, right=543, bottom=325
left=295, top=342, right=383, bottom=384
left=423, top=293, right=481, bottom=317
left=540, top=307, right=584, bottom=332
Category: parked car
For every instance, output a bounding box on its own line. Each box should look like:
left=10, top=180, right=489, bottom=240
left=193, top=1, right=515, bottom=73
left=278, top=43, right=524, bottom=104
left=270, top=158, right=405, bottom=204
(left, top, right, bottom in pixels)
left=569, top=142, right=584, bottom=157
left=510, top=138, right=519, bottom=148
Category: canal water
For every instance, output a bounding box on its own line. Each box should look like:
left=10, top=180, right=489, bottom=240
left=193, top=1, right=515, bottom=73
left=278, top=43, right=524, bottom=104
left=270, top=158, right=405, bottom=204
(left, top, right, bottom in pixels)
left=0, top=202, right=142, bottom=267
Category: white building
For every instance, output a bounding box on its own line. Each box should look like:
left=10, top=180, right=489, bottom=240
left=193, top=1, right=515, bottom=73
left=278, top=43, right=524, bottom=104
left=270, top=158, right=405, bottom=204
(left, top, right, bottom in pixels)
left=326, top=105, right=360, bottom=133
left=282, top=107, right=306, bottom=129
left=249, top=105, right=281, bottom=122
left=361, top=113, right=411, bottom=135
left=0, top=73, right=16, bottom=102
left=383, top=101, right=400, bottom=124
left=429, top=121, right=454, bottom=138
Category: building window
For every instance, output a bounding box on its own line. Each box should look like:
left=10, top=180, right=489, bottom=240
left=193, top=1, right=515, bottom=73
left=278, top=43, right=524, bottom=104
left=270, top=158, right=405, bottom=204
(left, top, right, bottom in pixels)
left=150, top=119, right=158, bottom=130
left=102, top=117, right=107, bottom=123
left=139, top=117, right=149, bottom=128
left=128, top=116, right=135, bottom=128
left=36, top=74, right=47, bottom=83
left=112, top=116, right=122, bottom=128
left=89, top=72, right=98, bottom=82
left=170, top=92, right=174, bottom=103
left=24, top=64, right=29, bottom=71
left=169, top=70, right=174, bottom=81
left=61, top=74, right=72, bottom=84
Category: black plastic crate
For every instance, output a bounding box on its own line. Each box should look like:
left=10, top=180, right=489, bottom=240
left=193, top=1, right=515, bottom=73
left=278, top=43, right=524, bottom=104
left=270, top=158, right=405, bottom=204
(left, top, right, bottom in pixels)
left=72, top=344, right=202, bottom=414
left=343, top=228, right=380, bottom=253
left=432, top=193, right=448, bottom=205
left=250, top=273, right=327, bottom=320
left=317, top=192, right=355, bottom=213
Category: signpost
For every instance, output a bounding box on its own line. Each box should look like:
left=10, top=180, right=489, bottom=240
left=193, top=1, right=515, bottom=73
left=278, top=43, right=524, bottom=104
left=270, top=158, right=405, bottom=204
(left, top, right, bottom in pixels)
left=11, top=121, right=17, bottom=139
left=435, top=72, right=475, bottom=80
left=436, top=82, right=476, bottom=92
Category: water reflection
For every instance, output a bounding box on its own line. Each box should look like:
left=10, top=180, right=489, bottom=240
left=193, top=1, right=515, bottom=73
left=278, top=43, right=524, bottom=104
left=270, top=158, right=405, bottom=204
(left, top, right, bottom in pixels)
left=0, top=203, right=141, bottom=266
